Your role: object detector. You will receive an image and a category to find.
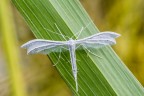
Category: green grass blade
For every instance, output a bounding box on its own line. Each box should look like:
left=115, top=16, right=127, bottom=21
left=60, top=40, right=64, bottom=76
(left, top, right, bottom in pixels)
left=12, top=0, right=144, bottom=95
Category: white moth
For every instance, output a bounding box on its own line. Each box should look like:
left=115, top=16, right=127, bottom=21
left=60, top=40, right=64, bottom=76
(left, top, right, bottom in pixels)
left=21, top=27, right=120, bottom=92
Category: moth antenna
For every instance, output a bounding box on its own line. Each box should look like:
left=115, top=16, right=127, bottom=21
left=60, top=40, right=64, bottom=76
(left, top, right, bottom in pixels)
left=75, top=27, right=84, bottom=40
left=73, top=21, right=93, bottom=39
left=44, top=28, right=66, bottom=37
left=54, top=23, right=69, bottom=41
left=44, top=25, right=70, bottom=40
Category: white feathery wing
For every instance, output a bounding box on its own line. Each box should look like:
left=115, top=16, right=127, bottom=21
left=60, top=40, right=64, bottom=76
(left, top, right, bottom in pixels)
left=21, top=39, right=69, bottom=54
left=21, top=32, right=120, bottom=54
left=76, top=31, right=120, bottom=49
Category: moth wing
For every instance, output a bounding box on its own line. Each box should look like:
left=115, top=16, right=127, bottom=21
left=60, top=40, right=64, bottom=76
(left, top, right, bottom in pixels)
left=77, top=31, right=120, bottom=41
left=33, top=44, right=69, bottom=54
left=76, top=32, right=120, bottom=49
left=21, top=39, right=69, bottom=54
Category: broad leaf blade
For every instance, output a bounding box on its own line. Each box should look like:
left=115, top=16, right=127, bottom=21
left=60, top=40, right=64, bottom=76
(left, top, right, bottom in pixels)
left=12, top=0, right=144, bottom=95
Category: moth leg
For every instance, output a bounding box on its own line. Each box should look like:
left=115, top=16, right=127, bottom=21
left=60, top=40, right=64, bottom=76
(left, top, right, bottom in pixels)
left=76, top=59, right=81, bottom=62
left=76, top=44, right=82, bottom=49
left=82, top=45, right=102, bottom=58
left=65, top=57, right=80, bottom=63
left=53, top=46, right=69, bottom=66
left=53, top=48, right=62, bottom=66
left=65, top=60, right=71, bottom=64
left=60, top=46, right=69, bottom=51
left=73, top=21, right=93, bottom=39
left=54, top=23, right=68, bottom=41
left=59, top=46, right=70, bottom=61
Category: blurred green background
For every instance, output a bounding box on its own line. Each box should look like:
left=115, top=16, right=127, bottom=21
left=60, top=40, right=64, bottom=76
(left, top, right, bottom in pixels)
left=0, top=0, right=144, bottom=96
